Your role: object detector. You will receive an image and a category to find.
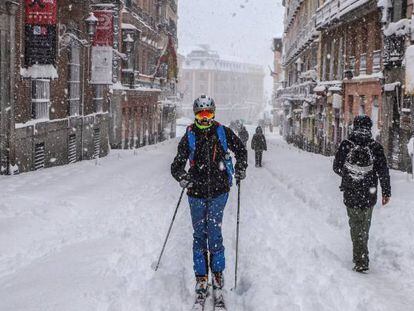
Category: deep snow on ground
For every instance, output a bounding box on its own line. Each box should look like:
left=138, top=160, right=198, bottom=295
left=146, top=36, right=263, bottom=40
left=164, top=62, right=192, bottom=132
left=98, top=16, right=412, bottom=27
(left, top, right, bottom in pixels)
left=1, top=130, right=414, bottom=311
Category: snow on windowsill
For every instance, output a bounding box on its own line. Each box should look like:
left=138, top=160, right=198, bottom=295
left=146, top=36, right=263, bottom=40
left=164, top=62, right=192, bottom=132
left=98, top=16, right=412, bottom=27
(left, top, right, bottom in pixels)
left=20, top=65, right=58, bottom=79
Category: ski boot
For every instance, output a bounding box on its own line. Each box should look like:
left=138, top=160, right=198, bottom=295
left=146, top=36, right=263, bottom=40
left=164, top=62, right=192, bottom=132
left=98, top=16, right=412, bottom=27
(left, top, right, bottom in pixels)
left=212, top=272, right=227, bottom=310
left=192, top=275, right=209, bottom=310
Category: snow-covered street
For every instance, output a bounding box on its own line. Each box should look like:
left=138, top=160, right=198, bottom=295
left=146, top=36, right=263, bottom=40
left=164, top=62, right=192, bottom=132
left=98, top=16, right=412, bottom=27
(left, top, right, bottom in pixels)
left=1, top=131, right=414, bottom=311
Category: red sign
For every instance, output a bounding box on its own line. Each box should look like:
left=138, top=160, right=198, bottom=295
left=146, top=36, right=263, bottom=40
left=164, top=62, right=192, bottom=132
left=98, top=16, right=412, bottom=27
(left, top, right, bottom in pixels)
left=25, top=0, right=57, bottom=25
left=93, top=11, right=114, bottom=46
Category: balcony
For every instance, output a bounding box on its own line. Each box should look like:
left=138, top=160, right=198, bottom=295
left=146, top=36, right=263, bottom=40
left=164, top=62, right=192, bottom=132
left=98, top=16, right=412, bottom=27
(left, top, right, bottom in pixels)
left=276, top=81, right=317, bottom=103
left=315, top=0, right=339, bottom=30
left=338, top=0, right=370, bottom=18
left=283, top=15, right=318, bottom=66
left=383, top=35, right=405, bottom=68
left=284, top=0, right=303, bottom=32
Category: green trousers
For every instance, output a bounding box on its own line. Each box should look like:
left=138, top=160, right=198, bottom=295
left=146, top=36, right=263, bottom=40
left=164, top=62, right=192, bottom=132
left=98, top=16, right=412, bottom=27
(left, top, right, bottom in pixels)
left=346, top=206, right=374, bottom=267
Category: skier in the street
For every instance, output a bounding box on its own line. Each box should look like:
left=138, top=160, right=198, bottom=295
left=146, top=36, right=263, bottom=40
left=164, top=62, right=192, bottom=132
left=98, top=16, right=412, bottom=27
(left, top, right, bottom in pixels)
left=238, top=125, right=249, bottom=146
left=333, top=115, right=391, bottom=273
left=251, top=126, right=267, bottom=167
left=171, top=95, right=248, bottom=309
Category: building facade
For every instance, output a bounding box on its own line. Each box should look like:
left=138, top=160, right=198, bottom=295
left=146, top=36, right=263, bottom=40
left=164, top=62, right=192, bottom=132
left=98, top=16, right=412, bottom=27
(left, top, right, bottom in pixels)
left=0, top=1, right=19, bottom=174
left=109, top=0, right=179, bottom=149
left=277, top=0, right=414, bottom=172
left=0, top=0, right=179, bottom=175
left=178, top=46, right=265, bottom=124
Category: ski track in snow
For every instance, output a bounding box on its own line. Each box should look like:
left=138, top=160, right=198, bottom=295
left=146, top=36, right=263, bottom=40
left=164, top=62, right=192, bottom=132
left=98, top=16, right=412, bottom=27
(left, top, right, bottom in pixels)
left=0, top=132, right=414, bottom=310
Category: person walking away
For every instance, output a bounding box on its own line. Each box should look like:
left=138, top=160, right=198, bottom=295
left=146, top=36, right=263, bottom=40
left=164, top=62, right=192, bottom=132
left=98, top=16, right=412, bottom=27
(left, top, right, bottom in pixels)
left=251, top=126, right=267, bottom=167
left=333, top=115, right=391, bottom=273
left=238, top=125, right=249, bottom=146
left=171, top=95, right=248, bottom=309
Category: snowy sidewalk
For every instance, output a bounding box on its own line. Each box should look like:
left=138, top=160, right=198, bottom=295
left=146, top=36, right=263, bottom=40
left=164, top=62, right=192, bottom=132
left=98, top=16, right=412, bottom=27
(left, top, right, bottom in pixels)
left=0, top=133, right=413, bottom=311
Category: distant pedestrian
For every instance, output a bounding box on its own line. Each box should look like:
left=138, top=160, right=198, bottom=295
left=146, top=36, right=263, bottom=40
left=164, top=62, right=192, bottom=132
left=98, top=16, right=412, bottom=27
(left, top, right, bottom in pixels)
left=251, top=126, right=267, bottom=167
left=238, top=126, right=249, bottom=146
left=333, top=115, right=391, bottom=273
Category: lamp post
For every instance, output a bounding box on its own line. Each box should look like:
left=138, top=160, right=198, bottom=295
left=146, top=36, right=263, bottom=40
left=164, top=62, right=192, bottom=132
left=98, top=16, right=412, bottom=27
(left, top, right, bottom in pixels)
left=79, top=12, right=98, bottom=161
left=124, top=34, right=135, bottom=88
left=85, top=12, right=98, bottom=41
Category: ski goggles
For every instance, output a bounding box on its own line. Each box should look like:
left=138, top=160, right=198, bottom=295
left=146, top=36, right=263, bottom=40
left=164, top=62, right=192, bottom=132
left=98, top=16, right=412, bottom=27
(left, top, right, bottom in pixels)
left=195, top=110, right=215, bottom=121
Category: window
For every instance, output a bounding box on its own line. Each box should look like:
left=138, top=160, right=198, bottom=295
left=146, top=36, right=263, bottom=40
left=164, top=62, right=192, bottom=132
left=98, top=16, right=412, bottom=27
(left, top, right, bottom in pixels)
left=68, top=45, right=81, bottom=116
left=359, top=95, right=366, bottom=115
left=373, top=50, right=381, bottom=73
left=94, top=85, right=104, bottom=113
left=359, top=54, right=367, bottom=75
left=31, top=79, right=50, bottom=119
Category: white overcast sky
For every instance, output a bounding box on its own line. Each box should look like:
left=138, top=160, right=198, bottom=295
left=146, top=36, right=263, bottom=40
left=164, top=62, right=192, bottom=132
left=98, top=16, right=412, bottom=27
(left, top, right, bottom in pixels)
left=178, top=0, right=284, bottom=97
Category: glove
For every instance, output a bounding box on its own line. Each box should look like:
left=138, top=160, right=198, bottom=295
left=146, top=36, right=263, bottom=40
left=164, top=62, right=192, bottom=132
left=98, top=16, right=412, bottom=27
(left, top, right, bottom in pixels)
left=234, top=169, right=246, bottom=182
left=179, top=174, right=193, bottom=189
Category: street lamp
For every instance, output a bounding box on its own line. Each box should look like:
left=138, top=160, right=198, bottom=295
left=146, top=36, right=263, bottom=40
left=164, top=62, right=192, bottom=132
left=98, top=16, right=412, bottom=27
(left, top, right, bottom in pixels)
left=85, top=12, right=98, bottom=40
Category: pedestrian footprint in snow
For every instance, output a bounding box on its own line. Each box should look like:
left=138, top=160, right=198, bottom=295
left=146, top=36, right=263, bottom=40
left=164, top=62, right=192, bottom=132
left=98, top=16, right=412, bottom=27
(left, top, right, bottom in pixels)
left=171, top=94, right=248, bottom=309
left=333, top=115, right=391, bottom=273
left=251, top=126, right=267, bottom=167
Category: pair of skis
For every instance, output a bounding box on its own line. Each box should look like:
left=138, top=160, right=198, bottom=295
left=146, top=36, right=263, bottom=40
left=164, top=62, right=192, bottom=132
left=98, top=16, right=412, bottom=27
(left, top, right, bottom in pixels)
left=191, top=285, right=227, bottom=311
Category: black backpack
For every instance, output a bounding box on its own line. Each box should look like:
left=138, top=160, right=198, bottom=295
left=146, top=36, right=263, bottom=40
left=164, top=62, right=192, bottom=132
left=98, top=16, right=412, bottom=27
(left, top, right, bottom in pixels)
left=343, top=140, right=374, bottom=184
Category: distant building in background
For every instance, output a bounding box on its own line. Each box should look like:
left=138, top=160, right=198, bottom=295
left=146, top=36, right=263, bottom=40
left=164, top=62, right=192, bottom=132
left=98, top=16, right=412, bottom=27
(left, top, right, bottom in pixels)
left=178, top=45, right=265, bottom=124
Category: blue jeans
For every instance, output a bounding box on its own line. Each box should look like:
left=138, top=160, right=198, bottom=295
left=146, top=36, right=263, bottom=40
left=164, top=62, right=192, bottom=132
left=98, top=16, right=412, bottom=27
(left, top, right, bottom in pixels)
left=188, top=193, right=229, bottom=276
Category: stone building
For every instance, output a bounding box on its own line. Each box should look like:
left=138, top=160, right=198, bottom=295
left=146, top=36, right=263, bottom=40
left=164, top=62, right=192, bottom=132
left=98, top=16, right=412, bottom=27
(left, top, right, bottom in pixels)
left=109, top=0, right=179, bottom=149
left=277, top=0, right=319, bottom=148
left=0, top=1, right=19, bottom=174
left=178, top=46, right=265, bottom=124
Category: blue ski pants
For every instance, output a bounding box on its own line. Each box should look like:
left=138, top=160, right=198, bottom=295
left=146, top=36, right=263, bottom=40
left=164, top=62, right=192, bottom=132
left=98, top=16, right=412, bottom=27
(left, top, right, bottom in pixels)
left=188, top=193, right=229, bottom=276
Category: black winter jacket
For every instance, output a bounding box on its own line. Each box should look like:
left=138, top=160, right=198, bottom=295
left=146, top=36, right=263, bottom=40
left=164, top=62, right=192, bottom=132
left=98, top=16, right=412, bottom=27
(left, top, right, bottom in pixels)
left=251, top=134, right=267, bottom=152
left=333, top=133, right=391, bottom=208
left=171, top=121, right=248, bottom=198
left=238, top=128, right=249, bottom=144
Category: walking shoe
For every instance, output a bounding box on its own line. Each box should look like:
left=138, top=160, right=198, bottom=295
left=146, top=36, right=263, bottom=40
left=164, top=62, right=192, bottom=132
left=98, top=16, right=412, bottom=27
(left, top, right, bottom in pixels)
left=353, top=265, right=369, bottom=273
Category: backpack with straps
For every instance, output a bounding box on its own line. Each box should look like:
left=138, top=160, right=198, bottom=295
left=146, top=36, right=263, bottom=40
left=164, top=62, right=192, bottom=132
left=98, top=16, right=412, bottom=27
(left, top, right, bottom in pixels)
left=343, top=140, right=374, bottom=183
left=187, top=124, right=235, bottom=186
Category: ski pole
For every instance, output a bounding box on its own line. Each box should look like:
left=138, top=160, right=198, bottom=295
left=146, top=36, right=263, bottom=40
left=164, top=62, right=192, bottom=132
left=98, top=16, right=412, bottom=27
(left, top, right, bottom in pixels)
left=153, top=187, right=185, bottom=271
left=234, top=181, right=241, bottom=290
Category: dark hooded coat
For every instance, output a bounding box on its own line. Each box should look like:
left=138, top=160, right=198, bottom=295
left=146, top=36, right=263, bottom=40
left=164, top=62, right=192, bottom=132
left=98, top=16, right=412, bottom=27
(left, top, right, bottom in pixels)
left=333, top=128, right=391, bottom=208
left=251, top=127, right=267, bottom=152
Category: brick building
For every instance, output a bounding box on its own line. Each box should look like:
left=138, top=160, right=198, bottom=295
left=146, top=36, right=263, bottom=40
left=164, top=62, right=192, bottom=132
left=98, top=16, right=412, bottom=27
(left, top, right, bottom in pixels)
left=1, top=0, right=111, bottom=174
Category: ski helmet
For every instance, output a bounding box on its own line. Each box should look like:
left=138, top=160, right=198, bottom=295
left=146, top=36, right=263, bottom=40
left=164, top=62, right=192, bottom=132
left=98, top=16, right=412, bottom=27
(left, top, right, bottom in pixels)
left=193, top=95, right=216, bottom=114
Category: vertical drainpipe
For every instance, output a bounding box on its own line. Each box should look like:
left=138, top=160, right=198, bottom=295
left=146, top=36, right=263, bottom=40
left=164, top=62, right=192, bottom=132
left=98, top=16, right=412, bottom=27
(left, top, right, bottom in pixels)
left=6, top=1, right=19, bottom=174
